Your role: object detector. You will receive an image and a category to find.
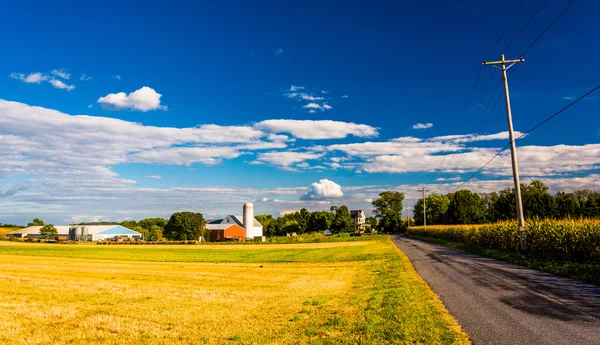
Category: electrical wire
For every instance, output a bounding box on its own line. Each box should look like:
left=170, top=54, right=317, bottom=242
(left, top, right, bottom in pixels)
left=450, top=84, right=600, bottom=193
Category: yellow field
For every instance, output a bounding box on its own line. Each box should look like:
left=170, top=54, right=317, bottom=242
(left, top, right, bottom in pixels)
left=0, top=227, right=19, bottom=237
left=0, top=237, right=469, bottom=344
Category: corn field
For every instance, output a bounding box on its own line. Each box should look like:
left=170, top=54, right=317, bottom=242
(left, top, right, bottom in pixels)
left=407, top=219, right=600, bottom=263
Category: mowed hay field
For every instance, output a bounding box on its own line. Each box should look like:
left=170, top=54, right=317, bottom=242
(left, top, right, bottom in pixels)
left=0, top=237, right=469, bottom=345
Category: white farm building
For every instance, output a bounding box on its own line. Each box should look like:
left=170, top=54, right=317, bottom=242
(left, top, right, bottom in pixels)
left=6, top=225, right=141, bottom=241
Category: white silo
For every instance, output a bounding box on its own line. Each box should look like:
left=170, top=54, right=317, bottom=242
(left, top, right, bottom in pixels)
left=243, top=202, right=254, bottom=238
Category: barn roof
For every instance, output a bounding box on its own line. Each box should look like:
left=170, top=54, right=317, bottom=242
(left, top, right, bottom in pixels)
left=96, top=226, right=141, bottom=235
left=7, top=225, right=139, bottom=236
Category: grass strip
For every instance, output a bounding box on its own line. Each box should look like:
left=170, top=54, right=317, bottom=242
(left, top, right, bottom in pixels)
left=408, top=234, right=600, bottom=286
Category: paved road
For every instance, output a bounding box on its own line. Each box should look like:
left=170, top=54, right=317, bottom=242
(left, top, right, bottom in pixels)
left=391, top=235, right=600, bottom=345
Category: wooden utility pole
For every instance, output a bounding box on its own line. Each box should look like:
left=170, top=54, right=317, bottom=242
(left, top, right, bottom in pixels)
left=418, top=188, right=429, bottom=231
left=483, top=54, right=526, bottom=250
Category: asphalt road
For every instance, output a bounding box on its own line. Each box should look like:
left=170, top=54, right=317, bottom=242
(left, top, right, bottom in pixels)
left=391, top=235, right=600, bottom=345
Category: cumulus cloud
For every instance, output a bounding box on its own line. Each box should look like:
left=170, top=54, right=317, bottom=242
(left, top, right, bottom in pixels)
left=301, top=179, right=344, bottom=200
left=413, top=122, right=433, bottom=129
left=98, top=86, right=166, bottom=111
left=341, top=95, right=349, bottom=98
left=51, top=69, right=71, bottom=79
left=49, top=78, right=75, bottom=91
left=146, top=175, right=162, bottom=179
left=254, top=119, right=378, bottom=139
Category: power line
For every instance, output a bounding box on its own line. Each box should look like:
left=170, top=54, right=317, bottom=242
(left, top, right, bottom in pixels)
left=485, top=0, right=528, bottom=60
left=503, top=0, right=550, bottom=52
left=450, top=84, right=600, bottom=193
left=521, top=0, right=577, bottom=56
left=424, top=0, right=530, bottom=189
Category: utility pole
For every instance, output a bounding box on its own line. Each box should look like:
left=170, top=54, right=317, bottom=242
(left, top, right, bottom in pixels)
left=483, top=54, right=526, bottom=250
left=405, top=206, right=412, bottom=229
left=418, top=188, right=429, bottom=231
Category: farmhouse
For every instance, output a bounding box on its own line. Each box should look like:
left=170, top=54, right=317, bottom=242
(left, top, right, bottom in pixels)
left=350, top=210, right=371, bottom=232
left=6, top=225, right=142, bottom=241
left=206, top=203, right=263, bottom=241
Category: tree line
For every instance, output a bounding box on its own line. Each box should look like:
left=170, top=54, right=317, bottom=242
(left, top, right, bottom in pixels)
left=413, top=180, right=600, bottom=226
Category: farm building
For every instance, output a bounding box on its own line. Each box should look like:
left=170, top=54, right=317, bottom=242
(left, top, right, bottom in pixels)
left=206, top=202, right=263, bottom=241
left=6, top=225, right=142, bottom=241
left=350, top=210, right=371, bottom=232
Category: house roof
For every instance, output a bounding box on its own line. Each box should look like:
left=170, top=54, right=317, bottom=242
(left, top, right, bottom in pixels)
left=350, top=210, right=365, bottom=218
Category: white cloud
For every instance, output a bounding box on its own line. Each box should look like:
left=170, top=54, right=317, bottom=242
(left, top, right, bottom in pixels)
left=254, top=151, right=324, bottom=167
left=98, top=86, right=166, bottom=111
left=413, top=122, right=433, bottom=129
left=254, top=119, right=379, bottom=139
left=87, top=104, right=92, bottom=109
left=262, top=197, right=269, bottom=202
left=146, top=175, right=162, bottom=179
left=300, top=93, right=324, bottom=101
left=303, top=103, right=322, bottom=110
left=49, top=79, right=75, bottom=91
left=10, top=71, right=75, bottom=91
left=289, top=85, right=304, bottom=91
left=79, top=74, right=92, bottom=81
left=10, top=72, right=48, bottom=84
left=113, top=75, right=121, bottom=80
left=341, top=95, right=349, bottom=98
left=364, top=198, right=373, bottom=203
left=51, top=69, right=71, bottom=79
left=323, top=104, right=332, bottom=110
left=301, top=179, right=344, bottom=200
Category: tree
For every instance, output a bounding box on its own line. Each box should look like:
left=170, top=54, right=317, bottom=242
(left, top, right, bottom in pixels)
left=330, top=205, right=353, bottom=233
left=149, top=225, right=163, bottom=241
left=366, top=217, right=378, bottom=231
left=308, top=211, right=332, bottom=232
left=372, top=191, right=405, bottom=233
left=27, top=218, right=44, bottom=226
left=39, top=224, right=57, bottom=239
left=164, top=212, right=207, bottom=241
left=413, top=194, right=450, bottom=226
left=296, top=208, right=309, bottom=234
left=447, top=190, right=486, bottom=224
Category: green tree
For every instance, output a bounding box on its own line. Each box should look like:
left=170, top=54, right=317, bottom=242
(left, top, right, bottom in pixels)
left=296, top=208, right=309, bottom=234
left=447, top=190, right=486, bottom=224
left=27, top=218, right=44, bottom=226
left=413, top=194, right=450, bottom=226
left=308, top=211, right=332, bottom=232
left=366, top=217, right=378, bottom=232
left=372, top=191, right=405, bottom=233
left=330, top=205, right=353, bottom=233
left=149, top=225, right=163, bottom=241
left=121, top=220, right=138, bottom=230
left=39, top=224, right=57, bottom=239
left=164, top=212, right=207, bottom=241
left=522, top=180, right=556, bottom=219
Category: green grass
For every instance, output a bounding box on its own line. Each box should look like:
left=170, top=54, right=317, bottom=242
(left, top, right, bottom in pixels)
left=408, top=234, right=600, bottom=286
left=0, top=239, right=397, bottom=263
left=0, top=237, right=469, bottom=344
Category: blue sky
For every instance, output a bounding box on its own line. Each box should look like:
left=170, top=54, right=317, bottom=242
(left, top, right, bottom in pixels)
left=1, top=0, right=599, bottom=224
